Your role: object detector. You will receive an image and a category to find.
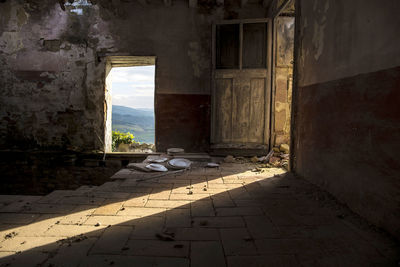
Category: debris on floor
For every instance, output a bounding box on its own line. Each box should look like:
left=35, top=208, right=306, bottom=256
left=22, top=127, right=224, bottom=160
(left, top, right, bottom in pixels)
left=224, top=155, right=236, bottom=163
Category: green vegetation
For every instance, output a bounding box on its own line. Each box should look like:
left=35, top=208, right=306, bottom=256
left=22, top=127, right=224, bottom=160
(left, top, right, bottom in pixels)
left=112, top=105, right=155, bottom=144
left=112, top=130, right=136, bottom=152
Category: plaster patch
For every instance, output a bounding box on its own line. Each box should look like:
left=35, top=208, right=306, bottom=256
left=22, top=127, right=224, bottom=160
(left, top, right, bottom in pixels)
left=311, top=0, right=329, bottom=61
left=188, top=42, right=208, bottom=78
left=16, top=7, right=29, bottom=28
left=0, top=32, right=24, bottom=55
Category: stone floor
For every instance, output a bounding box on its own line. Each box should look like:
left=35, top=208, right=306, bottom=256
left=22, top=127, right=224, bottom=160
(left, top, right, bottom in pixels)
left=0, top=162, right=399, bottom=266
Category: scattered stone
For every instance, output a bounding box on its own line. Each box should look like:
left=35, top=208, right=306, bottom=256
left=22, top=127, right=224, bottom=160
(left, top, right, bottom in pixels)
left=250, top=156, right=259, bottom=163
left=203, top=188, right=207, bottom=191
left=4, top=232, right=18, bottom=239
left=188, top=191, right=193, bottom=195
left=155, top=232, right=175, bottom=241
left=279, top=143, right=290, bottom=153
left=269, top=157, right=281, bottom=166
left=94, top=222, right=101, bottom=227
left=224, top=155, right=235, bottom=163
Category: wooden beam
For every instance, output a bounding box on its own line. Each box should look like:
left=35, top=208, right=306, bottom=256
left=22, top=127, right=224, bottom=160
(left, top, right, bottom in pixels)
left=268, top=0, right=292, bottom=18
left=164, top=0, right=172, bottom=6
left=189, top=0, right=197, bottom=8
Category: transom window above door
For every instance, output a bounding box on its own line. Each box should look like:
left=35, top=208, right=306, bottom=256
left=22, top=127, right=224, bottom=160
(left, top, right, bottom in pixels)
left=216, top=21, right=268, bottom=69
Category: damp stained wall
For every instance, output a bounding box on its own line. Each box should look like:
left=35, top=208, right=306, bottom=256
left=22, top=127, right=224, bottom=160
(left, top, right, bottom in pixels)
left=273, top=16, right=294, bottom=146
left=0, top=0, right=267, bottom=152
left=293, top=0, right=400, bottom=239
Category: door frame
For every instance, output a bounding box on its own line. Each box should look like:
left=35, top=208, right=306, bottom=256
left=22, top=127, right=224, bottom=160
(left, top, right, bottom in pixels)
left=211, top=18, right=273, bottom=151
left=104, top=56, right=157, bottom=153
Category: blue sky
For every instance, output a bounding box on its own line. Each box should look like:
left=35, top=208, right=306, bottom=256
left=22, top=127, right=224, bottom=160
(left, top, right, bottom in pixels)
left=109, top=66, right=155, bottom=110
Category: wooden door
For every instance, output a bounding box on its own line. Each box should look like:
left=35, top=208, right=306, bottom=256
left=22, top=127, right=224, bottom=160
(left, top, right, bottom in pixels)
left=211, top=20, right=272, bottom=154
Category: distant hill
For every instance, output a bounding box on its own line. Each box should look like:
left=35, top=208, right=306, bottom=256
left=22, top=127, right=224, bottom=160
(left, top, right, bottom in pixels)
left=112, top=105, right=155, bottom=144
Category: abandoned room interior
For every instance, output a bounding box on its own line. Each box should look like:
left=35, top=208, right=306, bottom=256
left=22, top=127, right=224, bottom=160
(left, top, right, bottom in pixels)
left=0, top=0, right=399, bottom=266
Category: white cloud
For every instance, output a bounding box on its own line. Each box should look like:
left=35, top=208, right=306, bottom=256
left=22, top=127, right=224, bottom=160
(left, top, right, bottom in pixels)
left=109, top=66, right=155, bottom=109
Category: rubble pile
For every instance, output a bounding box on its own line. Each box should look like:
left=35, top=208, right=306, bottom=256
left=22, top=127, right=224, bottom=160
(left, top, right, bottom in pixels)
left=223, top=143, right=290, bottom=169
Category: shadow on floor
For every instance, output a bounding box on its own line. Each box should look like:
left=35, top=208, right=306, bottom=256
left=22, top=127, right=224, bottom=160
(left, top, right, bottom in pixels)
left=0, top=163, right=399, bottom=266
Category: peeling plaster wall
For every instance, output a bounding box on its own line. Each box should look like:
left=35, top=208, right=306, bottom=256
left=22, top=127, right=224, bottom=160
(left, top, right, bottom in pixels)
left=293, top=0, right=400, bottom=239
left=0, top=0, right=266, bottom=152
left=274, top=16, right=294, bottom=146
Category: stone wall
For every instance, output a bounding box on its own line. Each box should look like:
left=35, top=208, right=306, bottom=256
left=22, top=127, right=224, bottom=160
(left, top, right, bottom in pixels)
left=0, top=0, right=267, bottom=153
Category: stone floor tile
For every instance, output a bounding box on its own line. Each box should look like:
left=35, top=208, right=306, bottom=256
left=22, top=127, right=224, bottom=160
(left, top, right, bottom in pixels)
left=207, top=177, right=224, bottom=184
left=90, top=225, right=132, bottom=255
left=220, top=228, right=258, bottom=256
left=43, top=237, right=97, bottom=267
left=215, top=207, right=263, bottom=216
left=57, top=196, right=105, bottom=205
left=169, top=193, right=210, bottom=201
left=191, top=241, right=226, bottom=267
left=117, top=207, right=166, bottom=217
left=20, top=203, right=77, bottom=214
left=0, top=236, right=61, bottom=252
left=167, top=227, right=220, bottom=241
left=59, top=205, right=97, bottom=225
left=0, top=196, right=43, bottom=213
left=92, top=201, right=124, bottom=216
left=211, top=195, right=235, bottom=208
left=191, top=217, right=245, bottom=228
left=79, top=255, right=189, bottom=267
left=130, top=216, right=165, bottom=239
left=191, top=200, right=215, bottom=217
left=228, top=188, right=252, bottom=200
left=123, top=193, right=149, bottom=207
left=226, top=255, right=298, bottom=267
left=0, top=213, right=40, bottom=224
left=166, top=208, right=191, bottom=228
left=244, top=216, right=280, bottom=239
left=44, top=224, right=106, bottom=238
left=123, top=239, right=189, bottom=257
left=114, top=186, right=153, bottom=194
left=0, top=250, right=51, bottom=267
left=85, top=215, right=140, bottom=226
left=145, top=200, right=190, bottom=209
left=148, top=190, right=172, bottom=200
left=0, top=164, right=398, bottom=266
left=233, top=199, right=263, bottom=207
left=255, top=238, right=323, bottom=255
left=86, top=191, right=131, bottom=199
left=0, top=214, right=61, bottom=238
left=36, top=190, right=76, bottom=204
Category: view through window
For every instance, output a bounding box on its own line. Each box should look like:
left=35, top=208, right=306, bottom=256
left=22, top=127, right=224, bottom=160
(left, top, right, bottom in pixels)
left=109, top=65, right=155, bottom=152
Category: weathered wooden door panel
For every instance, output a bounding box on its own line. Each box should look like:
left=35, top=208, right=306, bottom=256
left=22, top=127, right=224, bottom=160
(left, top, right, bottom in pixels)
left=212, top=20, right=271, bottom=152
left=215, top=78, right=233, bottom=143
left=249, top=78, right=265, bottom=142
left=232, top=79, right=251, bottom=142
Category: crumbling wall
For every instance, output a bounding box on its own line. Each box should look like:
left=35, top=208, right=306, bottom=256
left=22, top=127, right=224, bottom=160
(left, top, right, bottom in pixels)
left=273, top=16, right=294, bottom=146
left=0, top=0, right=267, bottom=153
left=293, top=0, right=400, bottom=239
